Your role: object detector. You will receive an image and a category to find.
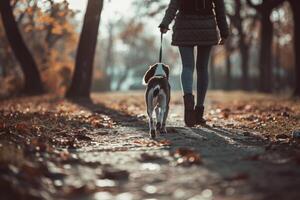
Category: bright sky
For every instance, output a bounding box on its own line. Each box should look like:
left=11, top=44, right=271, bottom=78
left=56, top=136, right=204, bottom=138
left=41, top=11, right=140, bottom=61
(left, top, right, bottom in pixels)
left=66, top=0, right=87, bottom=12
left=64, top=0, right=165, bottom=39
left=63, top=0, right=172, bottom=54
left=67, top=0, right=135, bottom=20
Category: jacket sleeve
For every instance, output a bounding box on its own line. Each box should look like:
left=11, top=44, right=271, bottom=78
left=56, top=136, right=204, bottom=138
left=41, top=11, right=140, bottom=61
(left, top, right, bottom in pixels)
left=213, top=0, right=229, bottom=39
left=159, top=0, right=179, bottom=29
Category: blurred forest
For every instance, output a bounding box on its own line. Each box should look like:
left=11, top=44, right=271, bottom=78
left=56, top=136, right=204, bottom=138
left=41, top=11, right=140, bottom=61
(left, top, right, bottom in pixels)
left=0, top=0, right=299, bottom=99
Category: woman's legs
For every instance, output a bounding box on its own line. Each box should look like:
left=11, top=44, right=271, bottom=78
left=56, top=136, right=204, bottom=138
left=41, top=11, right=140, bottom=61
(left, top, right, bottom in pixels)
left=179, top=46, right=196, bottom=126
left=179, top=46, right=195, bottom=94
left=196, top=46, right=212, bottom=107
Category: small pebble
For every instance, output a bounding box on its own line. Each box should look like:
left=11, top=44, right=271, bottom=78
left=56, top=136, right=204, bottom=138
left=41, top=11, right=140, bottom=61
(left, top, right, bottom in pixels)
left=243, top=131, right=251, bottom=136
left=292, top=130, right=300, bottom=139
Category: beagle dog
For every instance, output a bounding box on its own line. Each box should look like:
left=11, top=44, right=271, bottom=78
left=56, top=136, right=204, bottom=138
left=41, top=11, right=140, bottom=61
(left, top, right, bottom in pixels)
left=143, top=63, right=171, bottom=139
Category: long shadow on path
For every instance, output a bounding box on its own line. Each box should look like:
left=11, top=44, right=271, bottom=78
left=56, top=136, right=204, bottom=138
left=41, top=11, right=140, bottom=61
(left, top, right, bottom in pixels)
left=74, top=98, right=300, bottom=200
left=71, top=98, right=148, bottom=128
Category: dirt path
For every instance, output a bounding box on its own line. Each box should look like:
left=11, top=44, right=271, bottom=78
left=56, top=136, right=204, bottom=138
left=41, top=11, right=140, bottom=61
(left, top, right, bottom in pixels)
left=66, top=94, right=300, bottom=200
left=1, top=92, right=300, bottom=200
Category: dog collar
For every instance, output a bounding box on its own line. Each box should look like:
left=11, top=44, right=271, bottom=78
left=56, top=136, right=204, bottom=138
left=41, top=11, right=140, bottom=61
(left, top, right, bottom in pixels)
left=154, top=63, right=167, bottom=77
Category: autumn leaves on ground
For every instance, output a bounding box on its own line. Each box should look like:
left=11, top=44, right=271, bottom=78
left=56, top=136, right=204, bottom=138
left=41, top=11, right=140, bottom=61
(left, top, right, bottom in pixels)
left=1, top=91, right=300, bottom=200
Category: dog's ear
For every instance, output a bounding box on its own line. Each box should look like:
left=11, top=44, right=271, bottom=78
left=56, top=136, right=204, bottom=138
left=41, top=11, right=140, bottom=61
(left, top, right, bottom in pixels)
left=163, top=64, right=170, bottom=79
left=143, top=65, right=157, bottom=85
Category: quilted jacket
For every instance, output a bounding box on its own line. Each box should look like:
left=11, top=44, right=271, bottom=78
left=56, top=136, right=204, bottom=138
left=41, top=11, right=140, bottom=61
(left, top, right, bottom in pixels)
left=159, top=0, right=229, bottom=46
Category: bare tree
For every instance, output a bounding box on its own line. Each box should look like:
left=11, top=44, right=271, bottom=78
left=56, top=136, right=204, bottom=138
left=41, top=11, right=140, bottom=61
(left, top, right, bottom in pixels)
left=224, top=38, right=234, bottom=90
left=247, top=0, right=285, bottom=93
left=228, top=0, right=258, bottom=90
left=288, top=0, right=300, bottom=96
left=0, top=0, right=44, bottom=95
left=66, top=0, right=104, bottom=99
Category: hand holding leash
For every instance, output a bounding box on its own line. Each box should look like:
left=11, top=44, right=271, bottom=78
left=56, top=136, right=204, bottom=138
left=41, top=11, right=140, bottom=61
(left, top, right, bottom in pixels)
left=160, top=27, right=168, bottom=34
left=219, top=38, right=226, bottom=45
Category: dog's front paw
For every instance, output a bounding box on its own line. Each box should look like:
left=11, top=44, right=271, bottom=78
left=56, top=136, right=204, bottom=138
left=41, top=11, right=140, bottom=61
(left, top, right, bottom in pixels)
left=150, top=130, right=156, bottom=139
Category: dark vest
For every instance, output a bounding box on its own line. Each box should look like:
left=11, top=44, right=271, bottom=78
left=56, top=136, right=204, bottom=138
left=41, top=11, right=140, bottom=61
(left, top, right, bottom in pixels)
left=179, top=0, right=214, bottom=15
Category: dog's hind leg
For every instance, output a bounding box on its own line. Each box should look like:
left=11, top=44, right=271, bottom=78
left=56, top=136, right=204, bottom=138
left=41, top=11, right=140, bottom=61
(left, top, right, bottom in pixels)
left=147, top=108, right=156, bottom=139
left=161, top=105, right=169, bottom=134
left=155, top=106, right=161, bottom=133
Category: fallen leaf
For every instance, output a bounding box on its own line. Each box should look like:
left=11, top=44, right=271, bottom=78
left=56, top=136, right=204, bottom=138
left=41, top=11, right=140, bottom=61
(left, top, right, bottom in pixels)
left=172, top=148, right=202, bottom=166
left=139, top=153, right=161, bottom=162
left=75, top=134, right=92, bottom=141
left=158, top=140, right=172, bottom=146
left=225, top=173, right=249, bottom=181
left=275, top=134, right=289, bottom=140
left=15, top=123, right=30, bottom=134
left=243, top=154, right=261, bottom=161
left=102, top=168, right=129, bottom=180
left=21, top=162, right=43, bottom=177
left=65, top=184, right=96, bottom=197
left=0, top=121, right=6, bottom=129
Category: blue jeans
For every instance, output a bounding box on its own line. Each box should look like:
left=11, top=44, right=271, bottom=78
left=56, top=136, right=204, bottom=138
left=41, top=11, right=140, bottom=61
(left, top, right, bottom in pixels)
left=179, top=46, right=212, bottom=107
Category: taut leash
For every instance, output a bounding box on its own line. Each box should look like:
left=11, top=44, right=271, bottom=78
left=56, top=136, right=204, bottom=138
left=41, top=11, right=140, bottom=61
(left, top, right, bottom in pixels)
left=159, top=33, right=163, bottom=63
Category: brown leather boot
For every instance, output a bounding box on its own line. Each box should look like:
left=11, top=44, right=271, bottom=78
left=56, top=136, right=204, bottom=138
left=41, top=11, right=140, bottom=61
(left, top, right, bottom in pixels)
left=183, top=94, right=195, bottom=127
left=195, top=105, right=206, bottom=125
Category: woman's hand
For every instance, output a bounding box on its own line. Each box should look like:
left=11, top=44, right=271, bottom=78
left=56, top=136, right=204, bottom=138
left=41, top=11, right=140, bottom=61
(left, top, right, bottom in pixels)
left=219, top=38, right=226, bottom=45
left=160, top=27, right=168, bottom=34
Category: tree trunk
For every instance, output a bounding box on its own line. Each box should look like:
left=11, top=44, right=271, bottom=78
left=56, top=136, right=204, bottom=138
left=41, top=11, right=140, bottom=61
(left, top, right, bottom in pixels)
left=258, top=11, right=273, bottom=93
left=0, top=65, right=7, bottom=77
left=104, top=23, right=114, bottom=69
left=0, top=0, right=44, bottom=95
left=225, top=48, right=232, bottom=90
left=290, top=1, right=300, bottom=96
left=246, top=0, right=285, bottom=93
left=102, top=23, right=114, bottom=91
left=274, top=35, right=281, bottom=91
left=115, top=72, right=128, bottom=91
left=66, top=0, right=104, bottom=99
left=234, top=0, right=250, bottom=91
left=240, top=39, right=250, bottom=90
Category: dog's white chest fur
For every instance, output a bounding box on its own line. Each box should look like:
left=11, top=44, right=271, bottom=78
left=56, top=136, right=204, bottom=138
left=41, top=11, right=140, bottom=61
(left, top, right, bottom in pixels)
left=154, top=63, right=166, bottom=77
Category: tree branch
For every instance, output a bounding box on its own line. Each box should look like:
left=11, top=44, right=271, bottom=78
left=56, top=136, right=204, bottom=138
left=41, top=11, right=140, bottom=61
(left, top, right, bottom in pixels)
left=11, top=0, right=18, bottom=9
left=246, top=0, right=262, bottom=10
left=265, top=0, right=285, bottom=9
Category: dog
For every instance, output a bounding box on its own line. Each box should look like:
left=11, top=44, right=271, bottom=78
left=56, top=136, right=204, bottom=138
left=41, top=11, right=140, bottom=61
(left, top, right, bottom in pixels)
left=143, top=63, right=171, bottom=139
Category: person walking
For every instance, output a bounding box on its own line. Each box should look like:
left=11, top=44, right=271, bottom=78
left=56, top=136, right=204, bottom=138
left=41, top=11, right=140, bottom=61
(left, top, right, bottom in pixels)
left=159, top=0, right=229, bottom=127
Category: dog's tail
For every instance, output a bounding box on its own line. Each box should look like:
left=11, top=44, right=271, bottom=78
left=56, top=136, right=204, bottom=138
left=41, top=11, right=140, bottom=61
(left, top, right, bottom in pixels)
left=153, top=85, right=160, bottom=97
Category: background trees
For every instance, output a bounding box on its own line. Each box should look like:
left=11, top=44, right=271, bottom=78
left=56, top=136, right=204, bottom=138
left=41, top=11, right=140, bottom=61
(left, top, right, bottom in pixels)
left=0, top=0, right=299, bottom=98
left=246, top=0, right=285, bottom=92
left=0, top=0, right=78, bottom=96
left=0, top=0, right=44, bottom=95
left=288, top=0, right=300, bottom=96
left=227, top=0, right=257, bottom=91
left=66, top=0, right=104, bottom=99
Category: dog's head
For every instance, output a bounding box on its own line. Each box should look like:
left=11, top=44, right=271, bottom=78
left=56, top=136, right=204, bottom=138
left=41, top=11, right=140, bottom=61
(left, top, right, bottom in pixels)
left=143, top=63, right=170, bottom=85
